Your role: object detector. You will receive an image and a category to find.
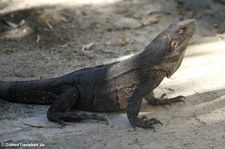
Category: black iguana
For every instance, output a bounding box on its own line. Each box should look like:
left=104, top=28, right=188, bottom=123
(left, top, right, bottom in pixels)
left=0, top=19, right=196, bottom=129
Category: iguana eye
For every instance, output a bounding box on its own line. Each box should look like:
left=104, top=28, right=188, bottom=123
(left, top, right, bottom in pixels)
left=171, top=39, right=178, bottom=47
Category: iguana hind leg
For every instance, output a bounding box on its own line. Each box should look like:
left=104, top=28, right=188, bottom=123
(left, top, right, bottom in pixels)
left=144, top=92, right=185, bottom=106
left=47, top=85, right=108, bottom=126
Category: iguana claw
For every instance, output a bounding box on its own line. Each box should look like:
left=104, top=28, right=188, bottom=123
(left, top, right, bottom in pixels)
left=149, top=95, right=186, bottom=106
left=130, top=116, right=163, bottom=130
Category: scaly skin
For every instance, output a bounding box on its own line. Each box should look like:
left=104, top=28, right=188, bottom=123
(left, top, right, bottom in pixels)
left=0, top=20, right=196, bottom=129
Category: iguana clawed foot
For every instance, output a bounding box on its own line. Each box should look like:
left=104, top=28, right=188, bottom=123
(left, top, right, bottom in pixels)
left=147, top=94, right=186, bottom=107
left=129, top=115, right=163, bottom=130
left=78, top=113, right=109, bottom=125
left=47, top=111, right=109, bottom=127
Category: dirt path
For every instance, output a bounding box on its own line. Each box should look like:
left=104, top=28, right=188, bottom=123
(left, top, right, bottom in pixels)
left=0, top=0, right=225, bottom=148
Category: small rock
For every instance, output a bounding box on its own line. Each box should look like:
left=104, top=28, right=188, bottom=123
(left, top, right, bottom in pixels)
left=5, top=48, right=16, bottom=53
left=117, top=37, right=130, bottom=47
left=82, top=42, right=96, bottom=51
left=113, top=17, right=142, bottom=29
left=140, top=17, right=160, bottom=26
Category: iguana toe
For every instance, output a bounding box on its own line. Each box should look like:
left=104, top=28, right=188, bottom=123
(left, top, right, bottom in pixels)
left=148, top=95, right=186, bottom=106
left=131, top=116, right=163, bottom=130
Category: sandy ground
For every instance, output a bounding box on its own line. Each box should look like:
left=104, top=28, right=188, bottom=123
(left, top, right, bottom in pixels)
left=0, top=0, right=225, bottom=148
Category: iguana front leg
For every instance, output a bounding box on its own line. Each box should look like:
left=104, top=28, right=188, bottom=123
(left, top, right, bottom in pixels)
left=126, top=81, right=162, bottom=130
left=47, top=85, right=108, bottom=126
left=144, top=92, right=185, bottom=106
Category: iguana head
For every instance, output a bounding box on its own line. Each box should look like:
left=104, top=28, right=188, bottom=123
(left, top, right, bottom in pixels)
left=158, top=19, right=196, bottom=78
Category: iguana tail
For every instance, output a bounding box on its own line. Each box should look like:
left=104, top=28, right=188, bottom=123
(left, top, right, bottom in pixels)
left=0, top=79, right=58, bottom=105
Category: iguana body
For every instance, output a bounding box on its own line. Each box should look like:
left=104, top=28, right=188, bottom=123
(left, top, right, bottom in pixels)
left=0, top=20, right=196, bottom=129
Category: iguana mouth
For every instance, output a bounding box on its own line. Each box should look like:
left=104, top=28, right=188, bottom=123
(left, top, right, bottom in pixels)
left=179, top=21, right=196, bottom=48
